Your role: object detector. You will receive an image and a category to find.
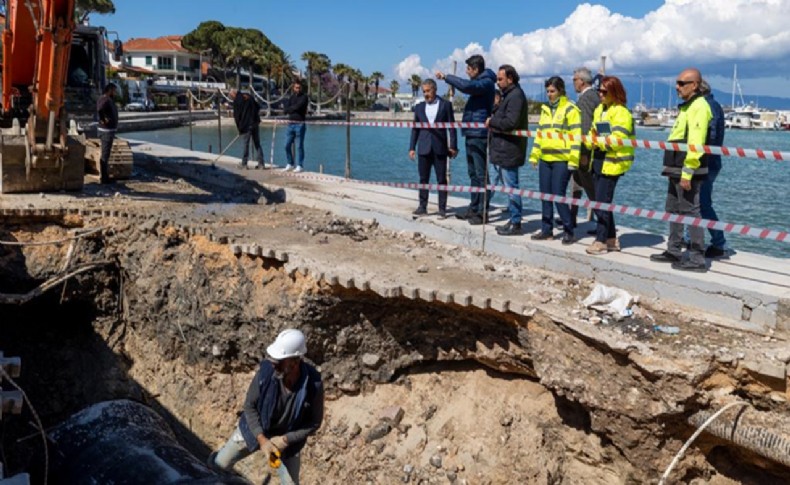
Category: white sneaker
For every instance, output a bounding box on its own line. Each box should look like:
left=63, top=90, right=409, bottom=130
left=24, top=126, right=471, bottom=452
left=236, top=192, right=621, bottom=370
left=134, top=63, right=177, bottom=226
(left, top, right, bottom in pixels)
left=293, top=166, right=304, bottom=173
left=281, top=165, right=294, bottom=172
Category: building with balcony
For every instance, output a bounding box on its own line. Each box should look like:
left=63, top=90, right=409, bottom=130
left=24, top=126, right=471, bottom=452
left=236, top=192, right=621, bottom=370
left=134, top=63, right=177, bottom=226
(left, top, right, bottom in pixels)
left=122, top=35, right=206, bottom=82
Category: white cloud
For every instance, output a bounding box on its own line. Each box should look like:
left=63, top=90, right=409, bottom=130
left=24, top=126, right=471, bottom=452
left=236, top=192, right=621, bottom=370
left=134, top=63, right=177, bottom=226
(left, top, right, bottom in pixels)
left=394, top=54, right=430, bottom=82
left=399, top=0, right=790, bottom=83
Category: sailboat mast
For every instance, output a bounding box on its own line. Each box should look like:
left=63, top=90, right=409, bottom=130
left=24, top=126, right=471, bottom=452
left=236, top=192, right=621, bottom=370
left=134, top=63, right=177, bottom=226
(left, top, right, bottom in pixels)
left=732, top=64, right=737, bottom=109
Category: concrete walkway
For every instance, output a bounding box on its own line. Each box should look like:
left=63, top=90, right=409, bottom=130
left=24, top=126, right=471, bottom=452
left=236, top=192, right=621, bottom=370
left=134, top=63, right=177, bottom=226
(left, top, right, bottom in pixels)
left=126, top=138, right=790, bottom=336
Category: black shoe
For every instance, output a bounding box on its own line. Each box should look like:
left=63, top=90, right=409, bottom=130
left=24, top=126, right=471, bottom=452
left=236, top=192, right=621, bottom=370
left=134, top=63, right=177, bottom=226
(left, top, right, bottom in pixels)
left=561, top=232, right=575, bottom=245
left=531, top=231, right=553, bottom=241
left=468, top=214, right=486, bottom=225
left=412, top=206, right=427, bottom=216
left=704, top=246, right=727, bottom=259
left=671, top=260, right=707, bottom=273
left=586, top=229, right=597, bottom=236
left=437, top=209, right=447, bottom=219
left=650, top=251, right=681, bottom=263
left=455, top=208, right=475, bottom=220
left=496, top=222, right=522, bottom=236
left=554, top=217, right=563, bottom=226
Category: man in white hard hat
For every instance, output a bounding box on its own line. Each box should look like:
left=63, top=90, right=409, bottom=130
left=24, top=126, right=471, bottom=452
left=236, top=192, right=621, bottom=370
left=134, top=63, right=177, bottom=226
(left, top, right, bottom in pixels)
left=209, top=329, right=324, bottom=484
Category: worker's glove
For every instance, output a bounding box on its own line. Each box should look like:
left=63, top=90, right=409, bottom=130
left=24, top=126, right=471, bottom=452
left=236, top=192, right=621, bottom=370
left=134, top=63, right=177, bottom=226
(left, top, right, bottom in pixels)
left=270, top=435, right=289, bottom=452
left=260, top=439, right=277, bottom=458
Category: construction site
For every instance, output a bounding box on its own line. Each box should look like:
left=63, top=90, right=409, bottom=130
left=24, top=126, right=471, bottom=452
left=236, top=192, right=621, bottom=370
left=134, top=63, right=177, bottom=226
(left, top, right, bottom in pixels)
left=1, top=138, right=789, bottom=484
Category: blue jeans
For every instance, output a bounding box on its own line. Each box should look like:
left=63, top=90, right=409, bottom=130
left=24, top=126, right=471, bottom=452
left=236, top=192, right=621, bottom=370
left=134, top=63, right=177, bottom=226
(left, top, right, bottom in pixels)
left=538, top=160, right=572, bottom=234
left=465, top=138, right=490, bottom=214
left=285, top=123, right=306, bottom=167
left=494, top=165, right=522, bottom=224
left=593, top=173, right=620, bottom=242
left=700, top=168, right=726, bottom=249
left=213, top=426, right=300, bottom=484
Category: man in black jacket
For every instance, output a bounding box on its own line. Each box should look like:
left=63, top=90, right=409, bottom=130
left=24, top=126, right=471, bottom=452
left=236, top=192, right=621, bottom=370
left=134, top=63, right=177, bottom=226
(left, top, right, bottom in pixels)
left=282, top=81, right=309, bottom=173
left=232, top=88, right=263, bottom=169
left=486, top=65, right=529, bottom=236
left=408, top=79, right=458, bottom=217
left=96, top=82, right=118, bottom=184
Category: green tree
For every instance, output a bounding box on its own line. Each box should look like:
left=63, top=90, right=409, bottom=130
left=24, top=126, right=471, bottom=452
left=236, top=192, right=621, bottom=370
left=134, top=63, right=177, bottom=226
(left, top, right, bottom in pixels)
left=301, top=51, right=330, bottom=104
left=333, top=63, right=354, bottom=109
left=409, top=74, right=422, bottom=97
left=370, top=71, right=384, bottom=102
left=181, top=21, right=226, bottom=67
left=389, top=80, right=400, bottom=109
left=75, top=0, right=115, bottom=23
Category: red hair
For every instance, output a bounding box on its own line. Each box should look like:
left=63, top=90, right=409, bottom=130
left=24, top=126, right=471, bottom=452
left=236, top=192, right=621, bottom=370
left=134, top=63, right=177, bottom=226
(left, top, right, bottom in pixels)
left=600, top=76, right=627, bottom=106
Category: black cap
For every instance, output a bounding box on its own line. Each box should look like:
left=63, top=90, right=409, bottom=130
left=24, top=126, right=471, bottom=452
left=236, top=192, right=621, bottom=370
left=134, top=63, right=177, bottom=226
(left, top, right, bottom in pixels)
left=104, top=82, right=118, bottom=93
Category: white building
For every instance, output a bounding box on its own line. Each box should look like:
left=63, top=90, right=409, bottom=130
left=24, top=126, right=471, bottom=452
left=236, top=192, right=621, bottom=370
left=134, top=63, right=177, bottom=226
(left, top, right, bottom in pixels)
left=122, top=35, right=206, bottom=82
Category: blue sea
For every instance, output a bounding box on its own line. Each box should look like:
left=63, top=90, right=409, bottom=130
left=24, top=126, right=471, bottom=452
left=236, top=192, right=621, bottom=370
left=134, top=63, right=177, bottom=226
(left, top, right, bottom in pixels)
left=124, top=123, right=790, bottom=259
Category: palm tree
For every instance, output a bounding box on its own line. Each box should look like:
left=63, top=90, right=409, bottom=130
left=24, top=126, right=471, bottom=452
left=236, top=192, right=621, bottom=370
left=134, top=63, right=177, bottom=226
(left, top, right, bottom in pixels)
left=389, top=80, right=400, bottom=109
left=364, top=75, right=371, bottom=104
left=349, top=69, right=364, bottom=109
left=370, top=71, right=384, bottom=102
left=333, top=63, right=354, bottom=109
left=301, top=51, right=330, bottom=103
left=410, top=74, right=422, bottom=98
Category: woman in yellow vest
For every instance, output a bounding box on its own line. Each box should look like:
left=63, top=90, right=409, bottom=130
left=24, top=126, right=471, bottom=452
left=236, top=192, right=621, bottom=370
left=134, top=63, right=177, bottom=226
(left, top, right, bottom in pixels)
left=529, top=76, right=582, bottom=245
left=584, top=76, right=635, bottom=255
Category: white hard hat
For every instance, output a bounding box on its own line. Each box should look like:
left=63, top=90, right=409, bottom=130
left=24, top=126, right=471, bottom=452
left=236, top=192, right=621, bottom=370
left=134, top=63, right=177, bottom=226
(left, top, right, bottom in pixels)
left=266, top=329, right=307, bottom=360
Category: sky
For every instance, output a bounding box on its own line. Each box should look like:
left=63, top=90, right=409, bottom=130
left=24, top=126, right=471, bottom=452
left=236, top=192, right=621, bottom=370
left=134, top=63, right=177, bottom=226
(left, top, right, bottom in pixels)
left=93, top=0, right=790, bottom=100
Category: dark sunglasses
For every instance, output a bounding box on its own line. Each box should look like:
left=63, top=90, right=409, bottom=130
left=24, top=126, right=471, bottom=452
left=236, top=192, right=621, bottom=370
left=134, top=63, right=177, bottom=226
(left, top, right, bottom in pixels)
left=676, top=80, right=694, bottom=87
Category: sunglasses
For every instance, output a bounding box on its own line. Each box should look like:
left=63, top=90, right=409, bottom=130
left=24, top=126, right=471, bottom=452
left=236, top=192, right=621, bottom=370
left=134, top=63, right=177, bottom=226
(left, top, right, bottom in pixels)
left=676, top=80, right=695, bottom=87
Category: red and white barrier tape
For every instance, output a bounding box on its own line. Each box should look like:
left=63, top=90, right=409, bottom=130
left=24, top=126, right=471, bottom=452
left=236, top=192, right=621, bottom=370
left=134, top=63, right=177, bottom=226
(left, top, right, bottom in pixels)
left=274, top=169, right=789, bottom=243
left=260, top=119, right=790, bottom=162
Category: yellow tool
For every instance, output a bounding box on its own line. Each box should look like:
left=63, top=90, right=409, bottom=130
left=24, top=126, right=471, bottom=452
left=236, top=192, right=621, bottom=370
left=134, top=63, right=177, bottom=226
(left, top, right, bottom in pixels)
left=268, top=449, right=282, bottom=469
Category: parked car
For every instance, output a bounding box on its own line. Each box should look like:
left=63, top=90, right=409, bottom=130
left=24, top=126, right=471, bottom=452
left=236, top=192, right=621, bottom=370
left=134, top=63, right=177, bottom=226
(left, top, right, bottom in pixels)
left=125, top=101, right=146, bottom=112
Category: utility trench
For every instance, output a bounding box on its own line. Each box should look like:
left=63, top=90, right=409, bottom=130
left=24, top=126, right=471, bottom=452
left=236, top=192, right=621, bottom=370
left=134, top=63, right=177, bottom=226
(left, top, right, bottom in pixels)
left=1, top=211, right=789, bottom=484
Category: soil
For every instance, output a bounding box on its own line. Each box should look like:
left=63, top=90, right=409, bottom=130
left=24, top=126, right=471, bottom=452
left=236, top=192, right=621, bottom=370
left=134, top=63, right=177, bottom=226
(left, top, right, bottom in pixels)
left=1, top=162, right=789, bottom=484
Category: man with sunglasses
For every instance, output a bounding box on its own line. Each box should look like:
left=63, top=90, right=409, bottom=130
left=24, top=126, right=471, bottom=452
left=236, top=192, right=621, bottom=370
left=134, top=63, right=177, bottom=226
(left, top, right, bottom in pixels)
left=650, top=68, right=712, bottom=272
left=209, top=329, right=324, bottom=484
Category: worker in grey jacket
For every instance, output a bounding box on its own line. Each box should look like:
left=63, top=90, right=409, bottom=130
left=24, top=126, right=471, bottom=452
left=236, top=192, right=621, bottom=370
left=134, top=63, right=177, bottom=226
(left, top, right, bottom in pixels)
left=209, top=329, right=324, bottom=484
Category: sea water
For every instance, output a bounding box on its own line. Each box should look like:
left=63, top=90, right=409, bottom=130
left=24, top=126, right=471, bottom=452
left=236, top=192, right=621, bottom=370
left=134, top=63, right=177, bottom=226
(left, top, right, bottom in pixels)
left=124, top=123, right=790, bottom=259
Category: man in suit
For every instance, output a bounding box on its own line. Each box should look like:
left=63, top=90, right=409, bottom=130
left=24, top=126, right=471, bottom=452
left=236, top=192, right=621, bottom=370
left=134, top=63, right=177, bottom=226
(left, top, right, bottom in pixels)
left=409, top=79, right=458, bottom=217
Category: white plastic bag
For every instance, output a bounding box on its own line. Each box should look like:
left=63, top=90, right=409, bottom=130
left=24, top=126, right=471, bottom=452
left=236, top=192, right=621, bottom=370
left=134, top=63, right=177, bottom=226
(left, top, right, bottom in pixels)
left=582, top=284, right=634, bottom=317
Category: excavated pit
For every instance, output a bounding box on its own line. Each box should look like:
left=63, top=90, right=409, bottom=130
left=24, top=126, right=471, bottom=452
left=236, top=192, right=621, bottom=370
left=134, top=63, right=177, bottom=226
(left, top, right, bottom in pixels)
left=1, top=214, right=789, bottom=484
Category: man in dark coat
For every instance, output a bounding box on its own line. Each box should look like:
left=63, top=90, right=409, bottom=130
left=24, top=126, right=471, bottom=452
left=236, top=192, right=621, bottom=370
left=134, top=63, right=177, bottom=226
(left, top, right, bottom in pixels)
left=409, top=79, right=458, bottom=217
left=96, top=82, right=119, bottom=184
left=486, top=65, right=529, bottom=236
left=436, top=55, right=496, bottom=224
left=232, top=88, right=264, bottom=169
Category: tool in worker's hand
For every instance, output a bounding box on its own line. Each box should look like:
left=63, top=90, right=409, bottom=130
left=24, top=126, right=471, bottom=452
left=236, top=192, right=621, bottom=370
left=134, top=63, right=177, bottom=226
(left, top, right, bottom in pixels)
left=269, top=449, right=282, bottom=469
left=264, top=448, right=295, bottom=485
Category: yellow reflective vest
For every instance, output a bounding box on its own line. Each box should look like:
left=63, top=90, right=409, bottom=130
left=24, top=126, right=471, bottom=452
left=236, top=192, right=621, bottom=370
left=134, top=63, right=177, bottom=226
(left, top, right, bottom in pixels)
left=586, top=104, right=635, bottom=176
left=529, top=96, right=581, bottom=168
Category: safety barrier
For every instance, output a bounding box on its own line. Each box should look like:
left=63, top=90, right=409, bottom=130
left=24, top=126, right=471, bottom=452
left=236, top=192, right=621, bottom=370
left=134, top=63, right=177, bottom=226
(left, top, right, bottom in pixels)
left=258, top=119, right=790, bottom=162
left=271, top=169, right=789, bottom=244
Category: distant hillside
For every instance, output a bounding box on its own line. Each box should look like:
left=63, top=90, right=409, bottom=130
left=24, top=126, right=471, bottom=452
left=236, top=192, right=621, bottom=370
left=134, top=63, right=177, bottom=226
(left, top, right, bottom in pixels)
left=621, top=81, right=790, bottom=110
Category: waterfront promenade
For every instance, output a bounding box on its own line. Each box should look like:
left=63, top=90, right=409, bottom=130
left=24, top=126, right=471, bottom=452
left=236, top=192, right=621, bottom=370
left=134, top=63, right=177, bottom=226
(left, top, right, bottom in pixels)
left=126, top=137, right=789, bottom=337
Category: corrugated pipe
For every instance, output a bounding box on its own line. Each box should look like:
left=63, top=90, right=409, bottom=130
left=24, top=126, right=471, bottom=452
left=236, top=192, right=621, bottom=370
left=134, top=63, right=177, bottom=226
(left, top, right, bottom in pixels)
left=687, top=406, right=790, bottom=469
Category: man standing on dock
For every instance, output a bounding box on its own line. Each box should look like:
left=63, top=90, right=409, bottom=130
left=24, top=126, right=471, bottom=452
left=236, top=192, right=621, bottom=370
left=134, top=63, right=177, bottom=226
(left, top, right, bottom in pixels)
left=231, top=88, right=264, bottom=169
left=283, top=80, right=309, bottom=173
left=486, top=65, right=529, bottom=236
left=209, top=329, right=324, bottom=484
left=570, top=67, right=600, bottom=230
left=96, top=82, right=119, bottom=184
left=436, top=55, right=496, bottom=225
left=409, top=79, right=458, bottom=217
left=650, top=68, right=712, bottom=272
left=698, top=79, right=728, bottom=259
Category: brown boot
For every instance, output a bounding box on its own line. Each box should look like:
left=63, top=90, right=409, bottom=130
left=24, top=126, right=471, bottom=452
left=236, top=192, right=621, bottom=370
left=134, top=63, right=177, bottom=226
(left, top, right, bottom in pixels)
left=586, top=241, right=608, bottom=255
left=606, top=238, right=621, bottom=252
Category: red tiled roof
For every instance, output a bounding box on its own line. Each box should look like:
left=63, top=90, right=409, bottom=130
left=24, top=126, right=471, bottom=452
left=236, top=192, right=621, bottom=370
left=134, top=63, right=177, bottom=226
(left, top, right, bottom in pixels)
left=124, top=35, right=191, bottom=54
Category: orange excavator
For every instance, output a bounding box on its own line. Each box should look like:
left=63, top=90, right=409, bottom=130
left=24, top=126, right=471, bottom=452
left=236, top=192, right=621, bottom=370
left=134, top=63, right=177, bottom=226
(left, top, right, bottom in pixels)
left=1, top=0, right=127, bottom=193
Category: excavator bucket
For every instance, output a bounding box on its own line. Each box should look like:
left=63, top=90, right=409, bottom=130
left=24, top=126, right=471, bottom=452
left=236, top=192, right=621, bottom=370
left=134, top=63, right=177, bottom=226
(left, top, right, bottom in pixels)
left=0, top=133, right=85, bottom=193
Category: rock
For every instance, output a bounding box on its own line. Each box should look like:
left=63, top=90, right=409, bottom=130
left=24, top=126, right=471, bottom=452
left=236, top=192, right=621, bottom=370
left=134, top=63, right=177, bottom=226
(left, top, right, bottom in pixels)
left=417, top=265, right=429, bottom=274
left=499, top=415, right=513, bottom=427
left=362, top=353, right=381, bottom=368
left=483, top=263, right=495, bottom=272
left=446, top=471, right=457, bottom=482
left=379, top=406, right=405, bottom=426
left=422, top=404, right=437, bottom=421
left=403, top=464, right=414, bottom=475
left=365, top=421, right=392, bottom=443
left=211, top=344, right=221, bottom=357
left=430, top=454, right=443, bottom=469
left=349, top=423, right=362, bottom=439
